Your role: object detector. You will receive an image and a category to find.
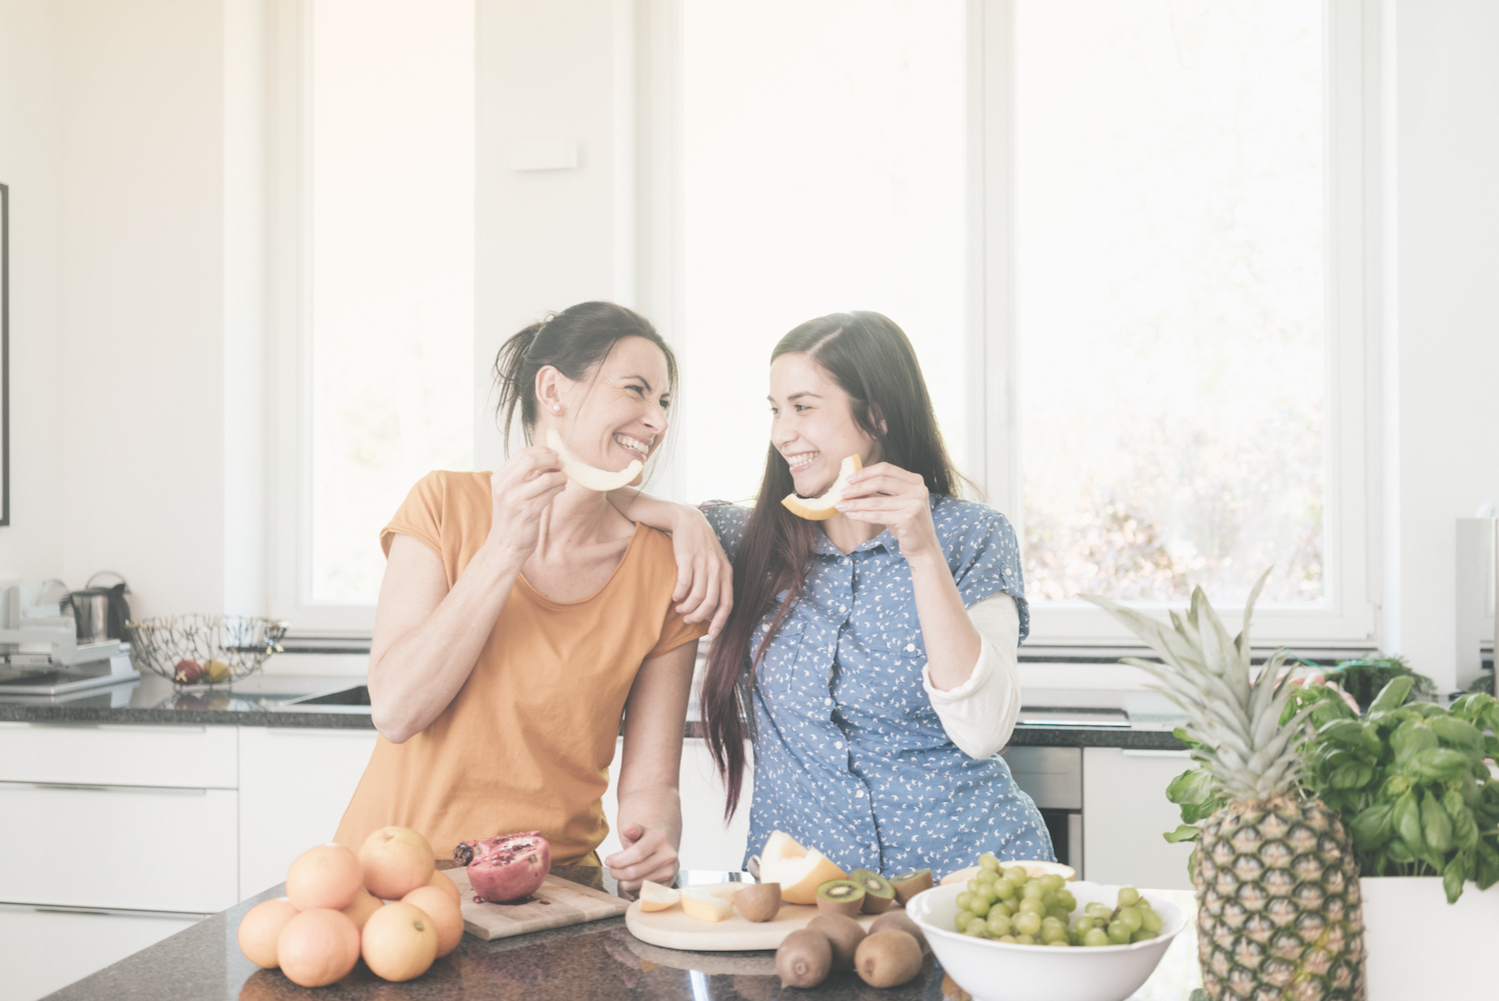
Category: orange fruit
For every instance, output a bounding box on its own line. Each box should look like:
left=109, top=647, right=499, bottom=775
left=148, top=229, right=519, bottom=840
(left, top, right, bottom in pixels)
left=362, top=901, right=438, bottom=982
left=427, top=869, right=461, bottom=906
left=277, top=908, right=360, bottom=987
left=286, top=843, right=363, bottom=911
left=359, top=827, right=435, bottom=901
left=236, top=898, right=298, bottom=968
left=341, top=887, right=384, bottom=931
left=401, top=885, right=463, bottom=957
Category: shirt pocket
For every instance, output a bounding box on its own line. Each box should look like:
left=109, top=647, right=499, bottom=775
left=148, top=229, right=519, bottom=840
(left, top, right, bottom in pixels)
left=861, top=624, right=937, bottom=725
left=752, top=614, right=810, bottom=704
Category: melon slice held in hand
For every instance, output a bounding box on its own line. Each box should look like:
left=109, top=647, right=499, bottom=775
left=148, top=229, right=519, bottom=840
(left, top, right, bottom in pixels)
left=781, top=454, right=863, bottom=521
left=546, top=429, right=643, bottom=492
left=757, top=830, right=848, bottom=905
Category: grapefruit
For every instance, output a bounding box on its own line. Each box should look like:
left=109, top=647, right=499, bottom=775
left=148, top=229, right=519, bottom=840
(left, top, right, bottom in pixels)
left=401, top=885, right=463, bottom=957
left=340, top=888, right=384, bottom=931
left=362, top=901, right=438, bottom=982
left=236, top=897, right=298, bottom=969
left=285, top=843, right=363, bottom=911
left=757, top=831, right=848, bottom=905
left=277, top=909, right=360, bottom=987
left=546, top=429, right=643, bottom=491
left=781, top=454, right=862, bottom=521
left=359, top=827, right=436, bottom=901
left=426, top=869, right=461, bottom=906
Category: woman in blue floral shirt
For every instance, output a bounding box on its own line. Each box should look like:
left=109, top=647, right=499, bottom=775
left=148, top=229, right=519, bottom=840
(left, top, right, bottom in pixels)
left=625, top=311, right=1051, bottom=878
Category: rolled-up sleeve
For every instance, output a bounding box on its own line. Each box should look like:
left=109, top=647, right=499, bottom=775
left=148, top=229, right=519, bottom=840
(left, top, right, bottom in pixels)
left=922, top=591, right=1021, bottom=759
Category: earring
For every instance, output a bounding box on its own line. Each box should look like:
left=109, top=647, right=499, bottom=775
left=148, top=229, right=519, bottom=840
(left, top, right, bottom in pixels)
left=552, top=404, right=561, bottom=413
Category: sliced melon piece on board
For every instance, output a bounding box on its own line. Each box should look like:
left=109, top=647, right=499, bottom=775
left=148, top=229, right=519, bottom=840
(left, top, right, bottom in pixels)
left=758, top=830, right=849, bottom=905
left=781, top=454, right=863, bottom=521
left=680, top=884, right=736, bottom=922
left=638, top=880, right=681, bottom=912
left=546, top=429, right=643, bottom=491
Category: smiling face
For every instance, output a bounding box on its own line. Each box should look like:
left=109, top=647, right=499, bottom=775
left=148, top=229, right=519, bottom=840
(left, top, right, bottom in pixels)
left=547, top=335, right=672, bottom=472
left=769, top=351, right=878, bottom=496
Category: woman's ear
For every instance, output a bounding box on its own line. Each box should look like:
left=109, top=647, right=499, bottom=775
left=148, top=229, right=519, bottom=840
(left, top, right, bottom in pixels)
left=868, top=403, right=888, bottom=435
left=535, top=365, right=565, bottom=417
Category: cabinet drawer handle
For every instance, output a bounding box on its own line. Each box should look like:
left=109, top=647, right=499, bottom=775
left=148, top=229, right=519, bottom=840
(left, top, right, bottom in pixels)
left=0, top=780, right=209, bottom=796
left=1120, top=749, right=1193, bottom=758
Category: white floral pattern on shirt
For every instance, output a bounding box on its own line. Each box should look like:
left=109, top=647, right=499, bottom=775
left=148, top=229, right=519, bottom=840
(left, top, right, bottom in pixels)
left=703, top=495, right=1054, bottom=877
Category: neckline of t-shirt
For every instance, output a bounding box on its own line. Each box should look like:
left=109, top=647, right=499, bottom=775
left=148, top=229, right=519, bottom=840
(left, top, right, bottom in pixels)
left=515, top=521, right=649, bottom=608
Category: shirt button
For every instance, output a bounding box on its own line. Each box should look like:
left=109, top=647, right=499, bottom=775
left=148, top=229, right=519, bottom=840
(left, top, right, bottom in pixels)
left=834, top=741, right=844, bottom=749
left=905, top=643, right=916, bottom=652
left=856, top=790, right=866, bottom=798
left=824, top=697, right=833, bottom=706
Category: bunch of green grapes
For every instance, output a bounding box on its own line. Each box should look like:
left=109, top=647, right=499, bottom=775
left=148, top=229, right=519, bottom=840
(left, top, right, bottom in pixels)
left=951, top=856, right=1163, bottom=947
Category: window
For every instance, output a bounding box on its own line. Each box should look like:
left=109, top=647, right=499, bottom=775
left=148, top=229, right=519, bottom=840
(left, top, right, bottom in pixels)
left=667, top=0, right=1375, bottom=643
left=271, top=0, right=475, bottom=631
left=677, top=0, right=969, bottom=504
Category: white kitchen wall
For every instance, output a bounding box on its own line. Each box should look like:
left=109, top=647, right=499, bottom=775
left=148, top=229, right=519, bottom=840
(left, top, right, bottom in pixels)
left=0, top=0, right=67, bottom=584
left=1390, top=0, right=1499, bottom=690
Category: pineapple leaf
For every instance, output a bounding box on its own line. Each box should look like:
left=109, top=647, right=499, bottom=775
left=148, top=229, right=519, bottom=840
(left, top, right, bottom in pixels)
left=1239, top=566, right=1273, bottom=650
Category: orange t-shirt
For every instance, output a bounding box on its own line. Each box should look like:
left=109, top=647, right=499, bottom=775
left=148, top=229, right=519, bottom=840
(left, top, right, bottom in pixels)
left=333, top=471, right=706, bottom=864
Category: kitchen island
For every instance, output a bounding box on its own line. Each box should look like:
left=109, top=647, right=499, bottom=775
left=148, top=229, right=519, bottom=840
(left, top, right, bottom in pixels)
left=41, top=866, right=1204, bottom=1001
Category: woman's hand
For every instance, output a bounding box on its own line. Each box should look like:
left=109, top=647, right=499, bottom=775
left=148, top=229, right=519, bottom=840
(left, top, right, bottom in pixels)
left=604, top=822, right=679, bottom=892
left=836, top=462, right=941, bottom=559
left=665, top=507, right=733, bottom=637
left=484, top=445, right=568, bottom=561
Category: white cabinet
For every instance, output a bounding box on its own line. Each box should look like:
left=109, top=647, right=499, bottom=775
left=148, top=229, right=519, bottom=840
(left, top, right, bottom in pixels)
left=598, top=737, right=754, bottom=873
left=1082, top=747, right=1194, bottom=890
left=237, top=727, right=379, bottom=896
left=0, top=904, right=200, bottom=1001
left=0, top=721, right=239, bottom=1001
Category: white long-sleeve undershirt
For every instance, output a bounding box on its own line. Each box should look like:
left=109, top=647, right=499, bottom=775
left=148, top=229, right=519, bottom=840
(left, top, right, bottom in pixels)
left=921, top=591, right=1022, bottom=759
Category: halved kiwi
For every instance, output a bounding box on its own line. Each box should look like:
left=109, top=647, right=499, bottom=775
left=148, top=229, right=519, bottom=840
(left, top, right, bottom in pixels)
left=848, top=868, right=895, bottom=914
left=814, top=879, right=866, bottom=917
left=888, top=868, right=934, bottom=906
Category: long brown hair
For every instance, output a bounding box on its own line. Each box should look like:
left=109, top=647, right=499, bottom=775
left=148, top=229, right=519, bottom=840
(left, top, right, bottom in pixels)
left=700, top=311, right=961, bottom=818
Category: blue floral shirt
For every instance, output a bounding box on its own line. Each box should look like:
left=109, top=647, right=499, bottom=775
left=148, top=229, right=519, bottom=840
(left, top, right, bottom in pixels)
left=703, top=495, right=1054, bottom=877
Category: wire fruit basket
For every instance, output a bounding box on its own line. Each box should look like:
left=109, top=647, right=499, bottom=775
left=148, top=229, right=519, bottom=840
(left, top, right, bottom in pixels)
left=127, top=614, right=289, bottom=686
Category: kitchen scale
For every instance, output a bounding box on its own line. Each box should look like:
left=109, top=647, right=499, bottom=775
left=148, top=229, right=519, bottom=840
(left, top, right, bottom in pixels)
left=0, top=581, right=139, bottom=695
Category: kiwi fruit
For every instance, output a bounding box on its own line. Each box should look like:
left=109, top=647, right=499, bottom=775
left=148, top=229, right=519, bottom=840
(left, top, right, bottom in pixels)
left=869, top=909, right=928, bottom=953
left=814, top=879, right=866, bottom=917
left=806, top=913, right=866, bottom=970
left=854, top=928, right=924, bottom=988
left=889, top=868, right=934, bottom=906
left=776, top=927, right=832, bottom=988
left=732, top=882, right=782, bottom=922
left=848, top=868, right=896, bottom=914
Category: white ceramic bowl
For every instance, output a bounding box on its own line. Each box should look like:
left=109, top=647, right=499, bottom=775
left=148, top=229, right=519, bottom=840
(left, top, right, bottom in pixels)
left=906, top=881, right=1187, bottom=1001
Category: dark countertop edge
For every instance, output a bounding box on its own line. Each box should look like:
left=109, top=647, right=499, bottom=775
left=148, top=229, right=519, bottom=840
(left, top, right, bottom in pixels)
left=0, top=706, right=1184, bottom=748
left=0, top=705, right=377, bottom=729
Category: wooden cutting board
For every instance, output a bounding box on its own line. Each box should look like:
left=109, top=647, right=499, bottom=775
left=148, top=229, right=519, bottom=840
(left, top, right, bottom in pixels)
left=446, top=866, right=630, bottom=941
left=624, top=883, right=888, bottom=951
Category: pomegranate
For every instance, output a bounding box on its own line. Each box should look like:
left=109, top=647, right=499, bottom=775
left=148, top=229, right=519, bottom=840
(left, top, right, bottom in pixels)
left=455, top=831, right=550, bottom=903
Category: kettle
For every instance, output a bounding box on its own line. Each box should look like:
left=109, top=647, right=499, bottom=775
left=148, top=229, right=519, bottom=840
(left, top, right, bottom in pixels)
left=67, top=572, right=132, bottom=645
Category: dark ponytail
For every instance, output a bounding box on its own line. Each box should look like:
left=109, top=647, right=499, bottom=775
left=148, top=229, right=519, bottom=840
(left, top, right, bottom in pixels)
left=701, top=311, right=962, bottom=819
left=492, top=301, right=677, bottom=452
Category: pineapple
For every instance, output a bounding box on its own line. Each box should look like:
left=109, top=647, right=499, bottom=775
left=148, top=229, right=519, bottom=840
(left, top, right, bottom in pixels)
left=1086, top=572, right=1364, bottom=1001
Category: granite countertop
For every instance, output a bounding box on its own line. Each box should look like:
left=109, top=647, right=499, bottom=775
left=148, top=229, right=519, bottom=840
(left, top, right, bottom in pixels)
left=43, top=867, right=1203, bottom=1001
left=0, top=671, right=1188, bottom=748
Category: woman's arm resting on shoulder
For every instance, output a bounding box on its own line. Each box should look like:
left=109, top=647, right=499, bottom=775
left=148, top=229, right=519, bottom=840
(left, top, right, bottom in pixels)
left=368, top=449, right=566, bottom=743
left=606, top=639, right=697, bottom=891
left=608, top=489, right=733, bottom=637
left=923, top=592, right=1022, bottom=759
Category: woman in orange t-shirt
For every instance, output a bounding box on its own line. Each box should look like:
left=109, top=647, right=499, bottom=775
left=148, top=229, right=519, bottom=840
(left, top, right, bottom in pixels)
left=333, top=302, right=725, bottom=890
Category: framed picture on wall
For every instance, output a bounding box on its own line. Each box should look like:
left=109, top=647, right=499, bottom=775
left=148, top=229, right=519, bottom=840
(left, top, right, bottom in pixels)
left=1, top=181, right=8, bottom=527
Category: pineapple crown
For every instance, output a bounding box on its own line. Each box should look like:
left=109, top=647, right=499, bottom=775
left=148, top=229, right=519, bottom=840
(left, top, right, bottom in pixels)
left=1083, top=569, right=1311, bottom=802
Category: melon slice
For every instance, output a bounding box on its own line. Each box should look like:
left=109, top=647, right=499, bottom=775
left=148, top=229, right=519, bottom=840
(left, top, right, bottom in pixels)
left=939, top=859, right=1076, bottom=886
left=756, top=831, right=848, bottom=905
left=638, top=880, right=680, bottom=912
left=680, top=884, right=737, bottom=922
left=781, top=454, right=863, bottom=521
left=545, top=429, right=644, bottom=492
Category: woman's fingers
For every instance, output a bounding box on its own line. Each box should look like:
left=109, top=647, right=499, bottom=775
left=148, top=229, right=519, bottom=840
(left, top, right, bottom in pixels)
left=604, top=827, right=678, bottom=890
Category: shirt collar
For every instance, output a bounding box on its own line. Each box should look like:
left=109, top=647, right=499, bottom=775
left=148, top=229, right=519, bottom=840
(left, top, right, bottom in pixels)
left=813, top=527, right=901, bottom=559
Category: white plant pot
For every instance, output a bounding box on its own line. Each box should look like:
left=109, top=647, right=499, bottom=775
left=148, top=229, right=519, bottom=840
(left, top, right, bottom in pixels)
left=1361, top=876, right=1499, bottom=999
